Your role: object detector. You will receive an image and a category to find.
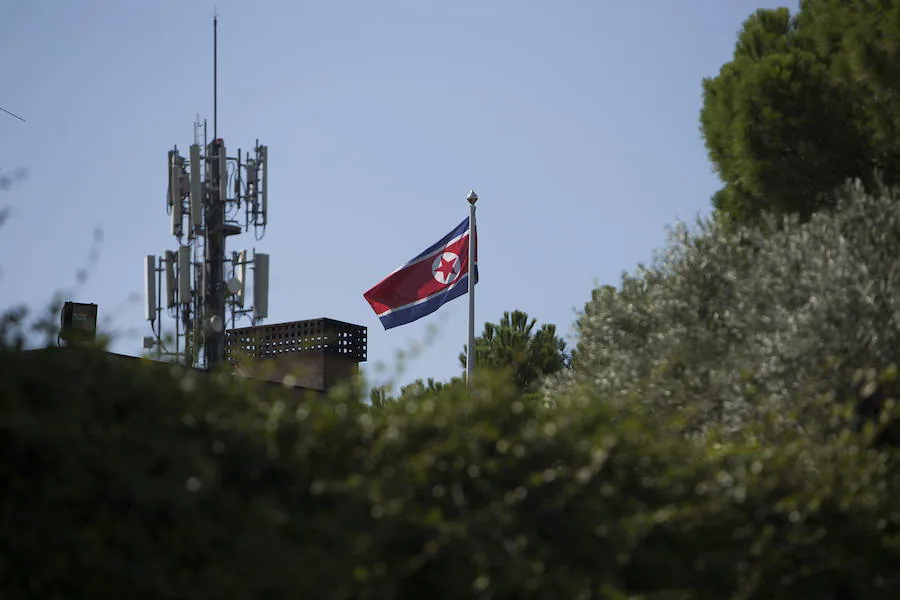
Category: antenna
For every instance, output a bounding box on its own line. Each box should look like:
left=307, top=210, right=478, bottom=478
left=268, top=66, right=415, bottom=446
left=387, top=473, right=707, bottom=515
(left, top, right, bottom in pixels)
left=164, top=251, right=177, bottom=309
left=194, top=114, right=202, bottom=145
left=144, top=256, right=157, bottom=321
left=259, top=144, right=268, bottom=226
left=188, top=144, right=202, bottom=235
left=144, top=14, right=273, bottom=370
left=235, top=249, right=247, bottom=307
left=216, top=140, right=227, bottom=204
left=253, top=252, right=269, bottom=321
left=178, top=246, right=192, bottom=304
left=168, top=150, right=185, bottom=237
left=213, top=9, right=218, bottom=140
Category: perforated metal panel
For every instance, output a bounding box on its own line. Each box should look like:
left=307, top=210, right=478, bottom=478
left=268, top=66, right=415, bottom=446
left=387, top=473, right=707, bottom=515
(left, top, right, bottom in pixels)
left=225, top=318, right=367, bottom=363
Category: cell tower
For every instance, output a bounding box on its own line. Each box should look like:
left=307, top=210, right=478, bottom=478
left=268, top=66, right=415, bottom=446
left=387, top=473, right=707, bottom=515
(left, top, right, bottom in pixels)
left=144, top=15, right=271, bottom=371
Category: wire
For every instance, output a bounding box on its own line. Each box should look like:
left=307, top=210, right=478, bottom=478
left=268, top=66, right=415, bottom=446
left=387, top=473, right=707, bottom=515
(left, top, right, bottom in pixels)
left=226, top=201, right=239, bottom=221
left=0, top=106, right=25, bottom=122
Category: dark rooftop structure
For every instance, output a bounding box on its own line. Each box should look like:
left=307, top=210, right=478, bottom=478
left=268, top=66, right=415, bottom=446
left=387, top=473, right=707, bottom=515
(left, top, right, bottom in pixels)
left=20, top=317, right=367, bottom=398
left=225, top=318, right=367, bottom=392
left=19, top=346, right=324, bottom=400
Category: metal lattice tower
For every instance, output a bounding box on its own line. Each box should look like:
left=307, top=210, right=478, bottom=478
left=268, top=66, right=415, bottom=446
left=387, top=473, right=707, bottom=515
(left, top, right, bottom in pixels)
left=143, top=16, right=271, bottom=371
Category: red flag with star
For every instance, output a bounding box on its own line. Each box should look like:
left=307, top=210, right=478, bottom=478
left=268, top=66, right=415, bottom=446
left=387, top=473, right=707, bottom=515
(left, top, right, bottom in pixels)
left=363, top=217, right=478, bottom=330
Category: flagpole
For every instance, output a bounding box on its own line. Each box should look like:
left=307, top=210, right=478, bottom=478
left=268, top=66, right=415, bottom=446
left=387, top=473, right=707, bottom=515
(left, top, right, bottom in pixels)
left=466, top=190, right=478, bottom=388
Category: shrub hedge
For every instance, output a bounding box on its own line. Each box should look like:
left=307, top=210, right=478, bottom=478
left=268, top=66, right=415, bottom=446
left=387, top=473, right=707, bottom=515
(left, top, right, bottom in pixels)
left=1, top=340, right=899, bottom=598
left=3, top=184, right=900, bottom=597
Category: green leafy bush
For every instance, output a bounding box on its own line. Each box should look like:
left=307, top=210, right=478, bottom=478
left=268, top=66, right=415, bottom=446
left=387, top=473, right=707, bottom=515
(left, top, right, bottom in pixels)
left=6, top=185, right=900, bottom=597
left=2, top=329, right=900, bottom=598
left=565, top=182, right=900, bottom=440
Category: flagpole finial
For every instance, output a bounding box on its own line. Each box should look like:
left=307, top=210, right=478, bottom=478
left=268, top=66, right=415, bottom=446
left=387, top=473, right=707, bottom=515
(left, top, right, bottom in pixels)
left=466, top=190, right=478, bottom=205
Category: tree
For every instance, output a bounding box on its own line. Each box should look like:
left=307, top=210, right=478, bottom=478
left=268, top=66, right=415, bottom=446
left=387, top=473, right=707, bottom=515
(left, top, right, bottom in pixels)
left=6, top=306, right=900, bottom=598
left=700, top=4, right=886, bottom=224
left=459, top=310, right=569, bottom=393
left=398, top=377, right=447, bottom=400
left=369, top=384, right=394, bottom=408
left=566, top=180, right=900, bottom=440
left=369, top=377, right=462, bottom=407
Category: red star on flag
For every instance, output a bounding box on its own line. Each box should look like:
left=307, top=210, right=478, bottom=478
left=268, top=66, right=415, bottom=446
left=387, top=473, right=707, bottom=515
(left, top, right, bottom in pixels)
left=435, top=255, right=457, bottom=282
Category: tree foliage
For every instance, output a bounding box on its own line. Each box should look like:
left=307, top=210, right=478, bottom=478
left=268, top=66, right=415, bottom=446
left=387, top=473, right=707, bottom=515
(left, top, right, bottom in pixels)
left=397, top=377, right=450, bottom=401
left=565, top=181, right=900, bottom=442
left=371, top=377, right=457, bottom=407
left=459, top=310, right=569, bottom=393
left=8, top=188, right=900, bottom=596
left=699, top=2, right=900, bottom=224
left=12, top=69, right=900, bottom=592
left=3, top=306, right=900, bottom=597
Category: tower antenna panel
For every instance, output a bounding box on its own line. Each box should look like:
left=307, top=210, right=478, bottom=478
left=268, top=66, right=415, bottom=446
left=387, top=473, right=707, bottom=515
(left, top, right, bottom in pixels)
left=189, top=144, right=203, bottom=234
left=144, top=255, right=157, bottom=322
left=178, top=246, right=192, bottom=305
left=235, top=249, right=247, bottom=307
left=217, top=141, right=228, bottom=203
left=259, top=145, right=268, bottom=226
left=169, top=151, right=184, bottom=237
left=253, top=252, right=269, bottom=320
left=164, top=251, right=176, bottom=309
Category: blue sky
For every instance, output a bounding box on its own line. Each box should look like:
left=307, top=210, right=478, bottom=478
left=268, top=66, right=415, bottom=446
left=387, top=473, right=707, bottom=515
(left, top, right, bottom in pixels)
left=0, top=1, right=796, bottom=392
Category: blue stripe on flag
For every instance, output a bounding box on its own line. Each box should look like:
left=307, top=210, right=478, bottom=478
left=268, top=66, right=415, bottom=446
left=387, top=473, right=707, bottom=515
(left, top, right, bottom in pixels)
left=378, top=266, right=479, bottom=329
left=403, top=217, right=470, bottom=267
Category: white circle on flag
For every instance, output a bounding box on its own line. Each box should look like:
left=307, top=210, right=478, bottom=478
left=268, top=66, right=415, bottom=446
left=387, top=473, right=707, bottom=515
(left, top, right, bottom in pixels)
left=432, top=252, right=461, bottom=285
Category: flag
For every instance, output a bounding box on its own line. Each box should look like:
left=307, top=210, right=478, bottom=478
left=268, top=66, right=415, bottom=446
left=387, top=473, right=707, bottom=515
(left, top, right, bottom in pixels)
left=364, top=217, right=478, bottom=330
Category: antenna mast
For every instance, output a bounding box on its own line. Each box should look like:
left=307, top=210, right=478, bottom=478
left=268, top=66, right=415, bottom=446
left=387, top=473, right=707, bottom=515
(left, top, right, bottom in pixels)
left=143, top=13, right=271, bottom=371
left=213, top=9, right=218, bottom=140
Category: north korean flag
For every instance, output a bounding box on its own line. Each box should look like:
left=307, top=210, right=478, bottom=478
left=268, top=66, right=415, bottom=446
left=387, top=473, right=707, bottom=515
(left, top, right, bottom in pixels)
left=364, top=217, right=478, bottom=330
